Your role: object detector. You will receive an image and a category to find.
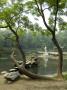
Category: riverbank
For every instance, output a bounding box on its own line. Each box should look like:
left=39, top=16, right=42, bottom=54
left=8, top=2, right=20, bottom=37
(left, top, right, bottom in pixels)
left=0, top=74, right=67, bottom=90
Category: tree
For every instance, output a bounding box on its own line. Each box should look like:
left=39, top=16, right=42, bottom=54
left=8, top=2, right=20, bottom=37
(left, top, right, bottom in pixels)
left=24, top=0, right=67, bottom=78
left=0, top=0, right=55, bottom=80
left=0, top=0, right=27, bottom=64
left=0, top=0, right=66, bottom=79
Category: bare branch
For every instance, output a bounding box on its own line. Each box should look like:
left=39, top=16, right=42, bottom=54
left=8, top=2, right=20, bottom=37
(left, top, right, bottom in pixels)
left=43, top=6, right=52, bottom=11
left=34, top=0, right=42, bottom=15
left=0, top=25, right=8, bottom=28
left=40, top=4, right=53, bottom=33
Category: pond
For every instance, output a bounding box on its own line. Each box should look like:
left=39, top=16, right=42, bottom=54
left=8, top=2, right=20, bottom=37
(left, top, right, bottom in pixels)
left=0, top=55, right=67, bottom=75
left=28, top=58, right=67, bottom=75
left=0, top=57, right=13, bottom=72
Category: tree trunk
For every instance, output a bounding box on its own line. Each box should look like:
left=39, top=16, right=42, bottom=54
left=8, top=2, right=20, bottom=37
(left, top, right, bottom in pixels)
left=7, top=23, right=26, bottom=66
left=52, top=34, right=63, bottom=79
left=16, top=37, right=26, bottom=66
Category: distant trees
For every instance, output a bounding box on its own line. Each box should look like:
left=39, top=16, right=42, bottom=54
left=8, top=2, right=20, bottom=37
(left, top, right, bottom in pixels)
left=0, top=30, right=54, bottom=50
left=57, top=31, right=67, bottom=51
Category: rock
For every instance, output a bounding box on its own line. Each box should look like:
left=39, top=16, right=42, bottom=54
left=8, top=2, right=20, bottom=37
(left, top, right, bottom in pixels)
left=3, top=70, right=20, bottom=81
left=1, top=71, right=8, bottom=75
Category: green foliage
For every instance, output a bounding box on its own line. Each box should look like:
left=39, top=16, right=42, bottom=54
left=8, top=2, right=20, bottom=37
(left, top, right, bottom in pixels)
left=59, top=22, right=67, bottom=31
left=25, top=1, right=35, bottom=9
left=0, top=2, right=23, bottom=25
left=45, top=0, right=57, bottom=6
left=17, top=28, right=25, bottom=36
left=21, top=16, right=30, bottom=28
left=64, top=74, right=67, bottom=80
left=24, top=1, right=40, bottom=16
left=0, top=0, right=7, bottom=6
left=49, top=16, right=54, bottom=28
left=58, top=17, right=67, bottom=31
left=24, top=0, right=66, bottom=33
left=32, top=31, right=37, bottom=36
left=59, top=0, right=67, bottom=8
left=43, top=0, right=66, bottom=9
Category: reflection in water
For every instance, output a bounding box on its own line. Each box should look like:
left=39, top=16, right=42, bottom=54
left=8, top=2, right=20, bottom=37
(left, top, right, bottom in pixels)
left=0, top=55, right=67, bottom=75
left=31, top=58, right=57, bottom=75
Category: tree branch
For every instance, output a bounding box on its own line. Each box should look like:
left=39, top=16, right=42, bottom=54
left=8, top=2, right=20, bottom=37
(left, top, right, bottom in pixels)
left=34, top=0, right=53, bottom=34
left=40, top=4, right=54, bottom=33
left=11, top=51, right=21, bottom=68
left=54, top=0, right=59, bottom=32
left=6, top=22, right=26, bottom=66
left=43, top=6, right=52, bottom=11
left=0, top=25, right=8, bottom=28
left=34, top=0, right=42, bottom=15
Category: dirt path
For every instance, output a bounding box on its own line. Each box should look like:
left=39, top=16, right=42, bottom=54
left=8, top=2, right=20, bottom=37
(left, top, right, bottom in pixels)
left=0, top=75, right=67, bottom=90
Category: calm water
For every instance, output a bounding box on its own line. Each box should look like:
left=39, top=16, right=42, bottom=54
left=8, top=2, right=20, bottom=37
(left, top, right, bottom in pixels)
left=28, top=58, right=67, bottom=75
left=0, top=58, right=13, bottom=72
left=0, top=57, right=67, bottom=75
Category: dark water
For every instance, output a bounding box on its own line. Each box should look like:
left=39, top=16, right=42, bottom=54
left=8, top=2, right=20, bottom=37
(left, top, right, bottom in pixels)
left=0, top=57, right=13, bottom=72
left=0, top=57, right=67, bottom=75
left=28, top=58, right=67, bottom=75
